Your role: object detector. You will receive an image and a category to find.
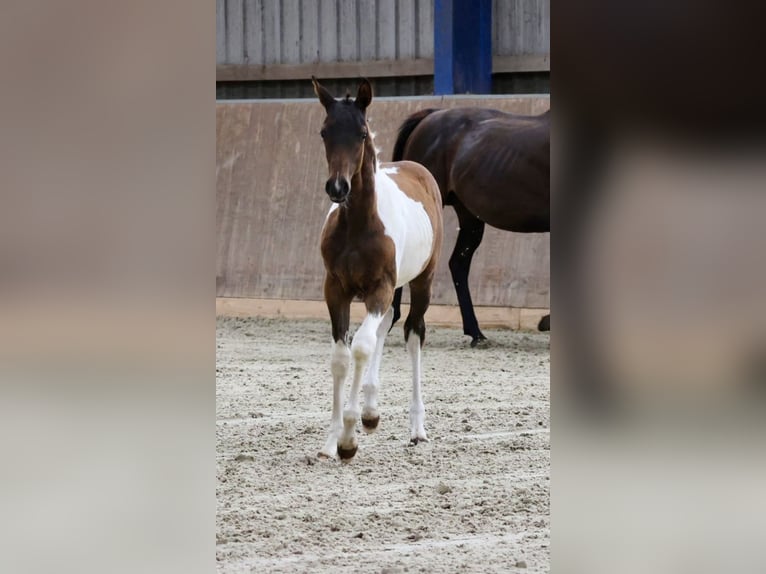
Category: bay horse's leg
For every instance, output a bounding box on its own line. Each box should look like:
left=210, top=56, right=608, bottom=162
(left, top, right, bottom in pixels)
left=337, top=291, right=392, bottom=459
left=390, top=287, right=403, bottom=329
left=448, top=202, right=487, bottom=347
left=538, top=314, right=550, bottom=331
left=361, top=306, right=394, bottom=432
left=404, top=278, right=432, bottom=444
left=319, top=279, right=351, bottom=459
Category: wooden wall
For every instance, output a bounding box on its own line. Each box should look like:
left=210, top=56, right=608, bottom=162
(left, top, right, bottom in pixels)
left=216, top=94, right=550, bottom=309
left=216, top=0, right=550, bottom=98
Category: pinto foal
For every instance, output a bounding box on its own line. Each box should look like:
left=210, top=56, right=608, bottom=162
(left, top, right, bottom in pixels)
left=312, top=77, right=443, bottom=460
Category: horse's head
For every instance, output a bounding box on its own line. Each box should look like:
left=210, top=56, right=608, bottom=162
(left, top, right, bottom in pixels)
left=312, top=77, right=372, bottom=203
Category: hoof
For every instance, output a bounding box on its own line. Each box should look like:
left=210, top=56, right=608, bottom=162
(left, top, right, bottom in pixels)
left=538, top=314, right=550, bottom=332
left=361, top=415, right=380, bottom=431
left=317, top=451, right=332, bottom=460
left=470, top=335, right=488, bottom=348
left=409, top=436, right=429, bottom=446
left=337, top=444, right=358, bottom=460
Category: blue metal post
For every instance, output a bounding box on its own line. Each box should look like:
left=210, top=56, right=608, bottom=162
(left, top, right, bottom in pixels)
left=434, top=0, right=492, bottom=95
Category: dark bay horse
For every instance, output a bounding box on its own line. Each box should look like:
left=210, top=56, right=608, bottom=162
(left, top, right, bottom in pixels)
left=312, top=77, right=443, bottom=460
left=391, top=107, right=550, bottom=346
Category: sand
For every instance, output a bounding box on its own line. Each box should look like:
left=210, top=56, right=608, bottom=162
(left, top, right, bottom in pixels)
left=216, top=316, right=550, bottom=573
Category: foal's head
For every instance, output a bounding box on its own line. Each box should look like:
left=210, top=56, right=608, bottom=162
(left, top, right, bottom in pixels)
left=312, top=77, right=373, bottom=203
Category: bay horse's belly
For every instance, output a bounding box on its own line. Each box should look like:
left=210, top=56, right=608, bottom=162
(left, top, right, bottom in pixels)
left=451, top=148, right=550, bottom=233
left=375, top=167, right=435, bottom=287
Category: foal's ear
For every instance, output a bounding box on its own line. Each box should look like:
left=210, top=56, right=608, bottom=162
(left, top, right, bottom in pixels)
left=355, top=78, right=372, bottom=112
left=312, top=76, right=336, bottom=109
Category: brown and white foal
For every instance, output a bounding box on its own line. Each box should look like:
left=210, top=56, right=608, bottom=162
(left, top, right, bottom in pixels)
left=312, top=77, right=443, bottom=460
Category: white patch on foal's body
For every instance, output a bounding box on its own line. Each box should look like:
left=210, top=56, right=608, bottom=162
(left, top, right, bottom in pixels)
left=325, top=202, right=339, bottom=220
left=377, top=166, right=434, bottom=287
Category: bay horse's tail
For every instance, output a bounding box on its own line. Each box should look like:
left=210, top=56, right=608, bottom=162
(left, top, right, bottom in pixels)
left=390, top=108, right=439, bottom=331
left=391, top=108, right=439, bottom=162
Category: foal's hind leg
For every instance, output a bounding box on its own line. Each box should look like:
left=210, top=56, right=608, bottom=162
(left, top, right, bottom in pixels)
left=361, top=306, right=394, bottom=432
left=448, top=202, right=487, bottom=347
left=404, top=279, right=432, bottom=444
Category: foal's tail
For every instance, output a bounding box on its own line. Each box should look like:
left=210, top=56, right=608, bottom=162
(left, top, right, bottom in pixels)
left=391, top=108, right=439, bottom=162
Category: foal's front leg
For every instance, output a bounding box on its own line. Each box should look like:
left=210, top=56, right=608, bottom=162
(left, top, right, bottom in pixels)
left=360, top=306, right=394, bottom=432
left=319, top=338, right=350, bottom=459
left=337, top=303, right=389, bottom=459
left=319, top=283, right=351, bottom=459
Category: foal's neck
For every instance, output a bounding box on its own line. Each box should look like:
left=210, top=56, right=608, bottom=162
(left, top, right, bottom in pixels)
left=344, top=138, right=379, bottom=231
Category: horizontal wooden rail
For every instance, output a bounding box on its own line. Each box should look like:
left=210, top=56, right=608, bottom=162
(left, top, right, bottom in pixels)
left=216, top=54, right=550, bottom=82
left=493, top=54, right=550, bottom=74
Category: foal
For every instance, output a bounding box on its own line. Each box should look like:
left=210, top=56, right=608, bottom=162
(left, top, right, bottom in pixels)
left=312, top=77, right=443, bottom=460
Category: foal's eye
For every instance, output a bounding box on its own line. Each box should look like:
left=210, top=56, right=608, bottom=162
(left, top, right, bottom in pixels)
left=360, top=131, right=367, bottom=140
left=320, top=129, right=327, bottom=139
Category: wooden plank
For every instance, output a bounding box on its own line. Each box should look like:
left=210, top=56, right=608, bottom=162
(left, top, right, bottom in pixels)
left=281, top=0, right=302, bottom=64
left=262, top=0, right=281, bottom=64
left=522, top=0, right=537, bottom=52
left=216, top=0, right=227, bottom=64
left=216, top=58, right=434, bottom=81
left=538, top=0, right=550, bottom=53
left=300, top=0, right=319, bottom=63
left=493, top=0, right=512, bottom=56
left=215, top=298, right=550, bottom=331
left=513, top=0, right=524, bottom=54
left=492, top=54, right=550, bottom=73
left=377, top=0, right=396, bottom=59
left=358, top=0, right=377, bottom=60
left=338, top=0, right=358, bottom=61
left=215, top=53, right=548, bottom=82
left=396, top=0, right=417, bottom=95
left=225, top=0, right=245, bottom=64
left=397, top=0, right=417, bottom=59
left=244, top=0, right=264, bottom=65
left=416, top=0, right=434, bottom=59
left=318, top=0, right=338, bottom=62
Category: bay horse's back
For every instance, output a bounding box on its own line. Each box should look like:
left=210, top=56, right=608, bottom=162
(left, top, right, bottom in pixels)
left=451, top=112, right=550, bottom=232
left=393, top=108, right=504, bottom=206
left=392, top=107, right=550, bottom=232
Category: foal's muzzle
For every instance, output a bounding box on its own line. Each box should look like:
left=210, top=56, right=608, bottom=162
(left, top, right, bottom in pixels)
left=325, top=178, right=350, bottom=203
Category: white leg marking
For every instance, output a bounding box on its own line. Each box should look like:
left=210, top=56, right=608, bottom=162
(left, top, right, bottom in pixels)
left=319, top=340, right=349, bottom=458
left=338, top=312, right=385, bottom=454
left=407, top=333, right=428, bottom=443
left=361, top=307, right=394, bottom=432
